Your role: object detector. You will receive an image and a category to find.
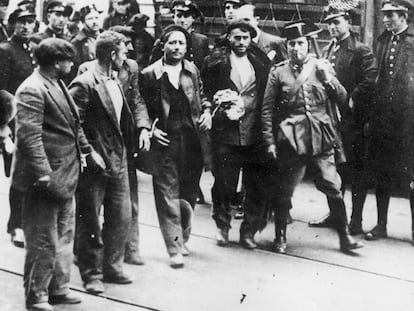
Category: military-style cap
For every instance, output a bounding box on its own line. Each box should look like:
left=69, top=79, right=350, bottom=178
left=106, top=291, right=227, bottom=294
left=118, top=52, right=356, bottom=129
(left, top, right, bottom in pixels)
left=324, top=6, right=350, bottom=22
left=224, top=0, right=246, bottom=5
left=282, top=19, right=322, bottom=40
left=79, top=4, right=102, bottom=21
left=0, top=90, right=17, bottom=127
left=381, top=0, right=414, bottom=11
left=227, top=20, right=257, bottom=38
left=172, top=0, right=202, bottom=18
left=8, top=7, right=36, bottom=24
left=46, top=0, right=73, bottom=17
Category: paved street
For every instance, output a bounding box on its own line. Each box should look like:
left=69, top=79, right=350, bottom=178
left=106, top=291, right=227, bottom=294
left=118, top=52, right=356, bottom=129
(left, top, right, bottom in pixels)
left=0, top=162, right=414, bottom=311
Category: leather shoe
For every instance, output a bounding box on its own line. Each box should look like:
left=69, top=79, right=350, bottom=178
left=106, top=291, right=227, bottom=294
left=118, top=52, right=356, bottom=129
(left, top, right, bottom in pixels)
left=308, top=214, right=336, bottom=228
left=10, top=228, right=25, bottom=248
left=103, top=273, right=133, bottom=284
left=274, top=237, right=287, bottom=254
left=27, top=302, right=53, bottom=311
left=170, top=253, right=184, bottom=268
left=49, top=293, right=81, bottom=305
left=84, top=279, right=104, bottom=294
left=340, top=237, right=364, bottom=252
left=239, top=236, right=257, bottom=249
left=125, top=254, right=145, bottom=265
left=216, top=228, right=229, bottom=246
left=349, top=220, right=364, bottom=235
left=365, top=225, right=387, bottom=241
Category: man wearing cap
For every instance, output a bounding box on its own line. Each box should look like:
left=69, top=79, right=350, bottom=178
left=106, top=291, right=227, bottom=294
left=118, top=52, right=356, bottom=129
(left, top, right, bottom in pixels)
left=31, top=0, right=72, bottom=44
left=262, top=19, right=364, bottom=254
left=360, top=0, right=414, bottom=244
left=128, top=13, right=154, bottom=71
left=70, top=4, right=102, bottom=79
left=201, top=21, right=270, bottom=249
left=12, top=38, right=96, bottom=311
left=150, top=0, right=210, bottom=70
left=236, top=3, right=286, bottom=63
left=308, top=6, right=377, bottom=233
left=0, top=7, right=37, bottom=248
left=223, top=0, right=245, bottom=24
left=103, top=0, right=135, bottom=30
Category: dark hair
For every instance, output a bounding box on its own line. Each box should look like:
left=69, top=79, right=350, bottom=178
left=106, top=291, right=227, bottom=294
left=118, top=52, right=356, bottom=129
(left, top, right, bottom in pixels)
left=159, top=24, right=191, bottom=47
left=34, top=38, right=76, bottom=67
left=227, top=20, right=257, bottom=38
left=95, top=30, right=127, bottom=63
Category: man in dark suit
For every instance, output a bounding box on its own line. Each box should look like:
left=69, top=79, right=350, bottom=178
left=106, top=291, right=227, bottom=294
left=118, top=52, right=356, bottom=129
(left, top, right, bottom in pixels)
left=12, top=38, right=98, bottom=311
left=150, top=0, right=210, bottom=70
left=201, top=21, right=270, bottom=249
left=70, top=31, right=136, bottom=293
left=31, top=0, right=73, bottom=44
left=308, top=6, right=377, bottom=234
left=0, top=7, right=37, bottom=248
left=236, top=3, right=286, bottom=64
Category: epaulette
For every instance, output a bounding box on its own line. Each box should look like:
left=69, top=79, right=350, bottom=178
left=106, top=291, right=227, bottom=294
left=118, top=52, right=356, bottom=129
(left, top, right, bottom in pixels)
left=270, top=59, right=289, bottom=71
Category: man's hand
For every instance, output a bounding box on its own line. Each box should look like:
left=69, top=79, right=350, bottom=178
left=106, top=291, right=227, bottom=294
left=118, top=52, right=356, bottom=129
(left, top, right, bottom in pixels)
left=315, top=59, right=333, bottom=83
left=198, top=111, right=212, bottom=131
left=139, top=128, right=151, bottom=151
left=153, top=128, right=170, bottom=146
left=87, top=150, right=106, bottom=172
left=33, top=175, right=51, bottom=188
left=267, top=144, right=278, bottom=159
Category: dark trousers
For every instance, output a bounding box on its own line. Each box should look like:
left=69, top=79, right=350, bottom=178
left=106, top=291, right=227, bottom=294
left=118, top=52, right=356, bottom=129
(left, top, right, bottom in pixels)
left=125, top=161, right=140, bottom=259
left=7, top=185, right=24, bottom=233
left=152, top=132, right=202, bottom=256
left=22, top=189, right=75, bottom=306
left=212, top=143, right=268, bottom=236
left=77, top=165, right=131, bottom=282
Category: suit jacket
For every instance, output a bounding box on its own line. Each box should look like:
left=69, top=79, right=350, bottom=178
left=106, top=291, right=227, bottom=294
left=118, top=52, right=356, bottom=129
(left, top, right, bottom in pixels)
left=201, top=44, right=270, bottom=146
left=11, top=69, right=92, bottom=200
left=256, top=30, right=287, bottom=64
left=69, top=67, right=135, bottom=176
left=139, top=59, right=212, bottom=175
left=150, top=31, right=210, bottom=70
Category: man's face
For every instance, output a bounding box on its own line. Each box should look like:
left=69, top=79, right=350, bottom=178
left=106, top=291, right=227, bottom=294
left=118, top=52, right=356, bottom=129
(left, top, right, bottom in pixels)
left=382, top=10, right=407, bottom=33
left=83, top=10, right=101, bottom=32
left=228, top=28, right=251, bottom=56
left=14, top=17, right=36, bottom=39
left=328, top=16, right=350, bottom=40
left=224, top=2, right=240, bottom=23
left=173, top=9, right=195, bottom=31
left=111, top=41, right=128, bottom=71
left=113, top=0, right=130, bottom=15
left=163, top=30, right=187, bottom=63
left=287, top=37, right=309, bottom=63
left=236, top=6, right=259, bottom=30
left=56, top=59, right=74, bottom=78
left=48, top=11, right=66, bottom=31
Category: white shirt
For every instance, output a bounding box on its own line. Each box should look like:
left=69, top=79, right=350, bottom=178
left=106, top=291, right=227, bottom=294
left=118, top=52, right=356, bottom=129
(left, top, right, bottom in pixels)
left=230, top=51, right=255, bottom=89
left=105, top=78, right=124, bottom=125
left=163, top=62, right=183, bottom=89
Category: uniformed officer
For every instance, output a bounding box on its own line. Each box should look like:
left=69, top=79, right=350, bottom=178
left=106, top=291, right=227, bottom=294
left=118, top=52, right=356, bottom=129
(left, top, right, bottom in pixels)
left=308, top=6, right=377, bottom=234
left=262, top=19, right=364, bottom=253
left=0, top=7, right=37, bottom=248
left=362, top=0, right=414, bottom=244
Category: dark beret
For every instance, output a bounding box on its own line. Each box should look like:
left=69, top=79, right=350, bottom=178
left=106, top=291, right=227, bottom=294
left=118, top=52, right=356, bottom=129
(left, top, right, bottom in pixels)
left=127, top=13, right=150, bottom=27
left=160, top=24, right=192, bottom=46
left=226, top=20, right=257, bottom=38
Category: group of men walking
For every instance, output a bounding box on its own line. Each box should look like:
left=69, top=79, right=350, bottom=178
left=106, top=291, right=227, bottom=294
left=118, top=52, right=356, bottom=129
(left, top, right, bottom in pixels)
left=1, top=0, right=414, bottom=310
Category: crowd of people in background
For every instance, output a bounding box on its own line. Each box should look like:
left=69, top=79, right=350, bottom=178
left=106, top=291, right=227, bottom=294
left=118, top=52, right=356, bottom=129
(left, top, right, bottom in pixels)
left=0, top=0, right=414, bottom=310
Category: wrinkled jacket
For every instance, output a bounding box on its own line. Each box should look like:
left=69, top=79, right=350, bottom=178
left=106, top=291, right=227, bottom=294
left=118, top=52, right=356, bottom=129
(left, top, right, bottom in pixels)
left=262, top=57, right=347, bottom=156
left=201, top=43, right=270, bottom=146
left=139, top=58, right=212, bottom=175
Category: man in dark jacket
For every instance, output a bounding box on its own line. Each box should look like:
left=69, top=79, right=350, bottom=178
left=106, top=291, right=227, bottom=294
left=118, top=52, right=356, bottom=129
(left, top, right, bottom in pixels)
left=103, top=0, right=137, bottom=30
left=0, top=7, right=37, bottom=248
left=202, top=21, right=270, bottom=249
left=362, top=0, right=414, bottom=244
left=262, top=19, right=363, bottom=254
left=70, top=31, right=135, bottom=293
left=150, top=0, right=210, bottom=70
left=308, top=6, right=377, bottom=234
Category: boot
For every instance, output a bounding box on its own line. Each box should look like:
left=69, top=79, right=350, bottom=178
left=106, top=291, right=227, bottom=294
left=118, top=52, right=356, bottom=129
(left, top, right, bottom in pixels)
left=349, top=186, right=367, bottom=235
left=365, top=186, right=390, bottom=241
left=274, top=227, right=287, bottom=254
left=274, top=199, right=289, bottom=254
left=329, top=197, right=364, bottom=252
